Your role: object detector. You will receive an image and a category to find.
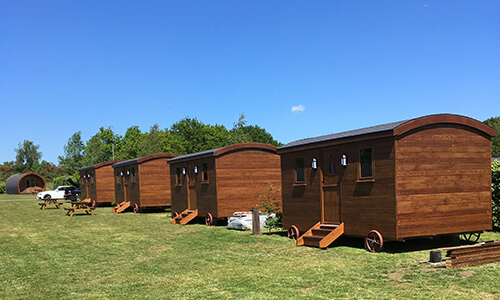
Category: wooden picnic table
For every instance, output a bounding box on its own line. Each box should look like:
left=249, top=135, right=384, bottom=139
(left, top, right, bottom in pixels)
left=64, top=200, right=95, bottom=217
left=38, top=198, right=63, bottom=210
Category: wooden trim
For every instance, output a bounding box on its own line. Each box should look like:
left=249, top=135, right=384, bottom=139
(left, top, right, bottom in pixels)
left=136, top=153, right=180, bottom=164
left=93, top=160, right=122, bottom=169
left=213, top=143, right=277, bottom=157
left=356, top=179, right=375, bottom=183
left=394, top=114, right=497, bottom=137
left=322, top=184, right=339, bottom=187
left=394, top=138, right=399, bottom=240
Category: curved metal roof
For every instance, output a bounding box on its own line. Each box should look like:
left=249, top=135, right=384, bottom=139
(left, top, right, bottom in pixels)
left=168, top=143, right=278, bottom=163
left=277, top=114, right=496, bottom=152
left=6, top=172, right=46, bottom=194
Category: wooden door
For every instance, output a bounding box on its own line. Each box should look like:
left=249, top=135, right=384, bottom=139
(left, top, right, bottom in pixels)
left=321, top=151, right=341, bottom=223
left=188, top=165, right=197, bottom=209
left=323, top=186, right=340, bottom=223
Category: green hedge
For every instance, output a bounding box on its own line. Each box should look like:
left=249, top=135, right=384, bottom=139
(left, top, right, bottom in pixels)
left=493, top=161, right=500, bottom=230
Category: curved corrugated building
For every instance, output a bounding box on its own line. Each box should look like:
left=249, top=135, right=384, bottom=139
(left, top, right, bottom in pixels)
left=6, top=172, right=46, bottom=194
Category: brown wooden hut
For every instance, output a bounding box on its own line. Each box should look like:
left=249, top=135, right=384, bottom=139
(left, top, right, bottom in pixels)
left=278, top=114, right=496, bottom=251
left=168, top=143, right=282, bottom=225
left=6, top=172, right=46, bottom=194
left=111, top=153, right=180, bottom=213
left=79, top=160, right=121, bottom=205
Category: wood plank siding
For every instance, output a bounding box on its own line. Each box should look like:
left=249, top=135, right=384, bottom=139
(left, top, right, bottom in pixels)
left=79, top=161, right=121, bottom=204
left=279, top=114, right=496, bottom=241
left=112, top=153, right=179, bottom=209
left=168, top=143, right=282, bottom=220
left=281, top=137, right=397, bottom=239
left=395, top=124, right=493, bottom=238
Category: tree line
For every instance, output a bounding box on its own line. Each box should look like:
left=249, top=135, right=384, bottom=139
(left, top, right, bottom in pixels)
left=1, top=115, right=499, bottom=189
left=0, top=115, right=282, bottom=186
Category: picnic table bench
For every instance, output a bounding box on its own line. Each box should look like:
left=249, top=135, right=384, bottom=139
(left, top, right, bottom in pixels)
left=38, top=198, right=63, bottom=210
left=64, top=198, right=96, bottom=217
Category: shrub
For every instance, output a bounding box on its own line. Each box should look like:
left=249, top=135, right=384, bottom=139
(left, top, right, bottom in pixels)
left=0, top=182, right=5, bottom=194
left=492, top=161, right=500, bottom=230
left=257, top=182, right=282, bottom=232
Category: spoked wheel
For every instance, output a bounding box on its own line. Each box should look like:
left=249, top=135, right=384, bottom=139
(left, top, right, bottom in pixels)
left=459, top=232, right=481, bottom=243
left=172, top=211, right=179, bottom=219
left=287, top=225, right=300, bottom=240
left=365, top=230, right=384, bottom=253
left=133, top=203, right=139, bottom=214
left=91, top=200, right=96, bottom=208
left=205, top=213, right=213, bottom=226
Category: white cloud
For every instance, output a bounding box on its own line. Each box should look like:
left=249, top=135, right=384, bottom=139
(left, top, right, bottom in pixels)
left=291, top=104, right=305, bottom=112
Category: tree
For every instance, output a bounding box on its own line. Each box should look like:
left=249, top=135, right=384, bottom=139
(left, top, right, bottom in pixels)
left=492, top=161, right=500, bottom=229
left=14, top=140, right=42, bottom=173
left=169, top=117, right=231, bottom=154
left=58, top=131, right=85, bottom=173
left=140, top=124, right=163, bottom=156
left=484, top=116, right=500, bottom=157
left=83, top=127, right=121, bottom=166
left=229, top=114, right=283, bottom=146
left=229, top=113, right=251, bottom=144
left=118, top=126, right=144, bottom=160
left=39, top=160, right=67, bottom=181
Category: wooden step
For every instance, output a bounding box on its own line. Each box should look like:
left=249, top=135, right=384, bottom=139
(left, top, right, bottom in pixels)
left=320, top=223, right=339, bottom=230
left=179, top=209, right=198, bottom=225
left=170, top=209, right=198, bottom=225
left=303, top=235, right=323, bottom=247
left=297, top=222, right=344, bottom=249
left=112, top=201, right=130, bottom=213
left=312, top=229, right=333, bottom=237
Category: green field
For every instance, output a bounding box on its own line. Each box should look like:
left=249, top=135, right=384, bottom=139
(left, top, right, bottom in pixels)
left=1, top=200, right=499, bottom=299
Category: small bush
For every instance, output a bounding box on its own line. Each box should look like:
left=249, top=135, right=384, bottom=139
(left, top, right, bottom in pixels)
left=257, top=182, right=282, bottom=232
left=492, top=161, right=500, bottom=230
left=0, top=182, right=6, bottom=194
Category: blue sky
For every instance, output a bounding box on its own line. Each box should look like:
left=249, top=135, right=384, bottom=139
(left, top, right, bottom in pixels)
left=1, top=1, right=499, bottom=164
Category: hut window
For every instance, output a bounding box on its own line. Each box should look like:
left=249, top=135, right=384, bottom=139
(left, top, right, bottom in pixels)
left=295, top=157, right=305, bottom=183
left=202, top=163, right=208, bottom=182
left=131, top=168, right=136, bottom=183
left=360, top=148, right=373, bottom=178
left=91, top=173, right=95, bottom=184
left=176, top=167, right=181, bottom=185
left=329, top=161, right=334, bottom=175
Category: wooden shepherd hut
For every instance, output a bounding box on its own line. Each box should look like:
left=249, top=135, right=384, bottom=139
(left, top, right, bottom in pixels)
left=278, top=114, right=496, bottom=252
left=169, top=143, right=282, bottom=226
left=111, top=153, right=180, bottom=213
left=6, top=172, right=46, bottom=194
left=79, top=160, right=121, bottom=206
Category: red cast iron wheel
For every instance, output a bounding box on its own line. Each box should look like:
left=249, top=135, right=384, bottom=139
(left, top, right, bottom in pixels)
left=133, top=203, right=139, bottom=214
left=459, top=232, right=481, bottom=243
left=365, top=230, right=383, bottom=253
left=205, top=213, right=213, bottom=226
left=287, top=225, right=300, bottom=240
left=91, top=200, right=96, bottom=208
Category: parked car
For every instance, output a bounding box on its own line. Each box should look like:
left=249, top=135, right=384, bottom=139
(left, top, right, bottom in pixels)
left=63, top=178, right=81, bottom=201
left=37, top=186, right=73, bottom=200
left=64, top=186, right=81, bottom=201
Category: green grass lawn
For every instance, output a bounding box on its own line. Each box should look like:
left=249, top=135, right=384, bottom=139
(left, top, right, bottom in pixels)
left=0, top=194, right=38, bottom=201
left=1, top=201, right=499, bottom=299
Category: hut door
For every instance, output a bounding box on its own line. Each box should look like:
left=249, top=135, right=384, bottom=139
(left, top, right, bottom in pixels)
left=188, top=165, right=197, bottom=209
left=322, top=152, right=341, bottom=223
left=323, top=186, right=340, bottom=223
